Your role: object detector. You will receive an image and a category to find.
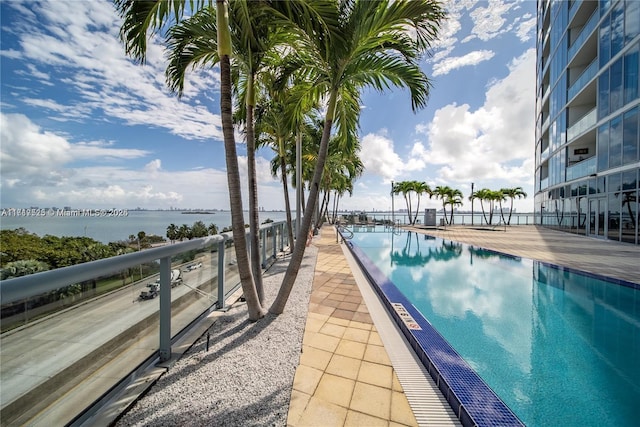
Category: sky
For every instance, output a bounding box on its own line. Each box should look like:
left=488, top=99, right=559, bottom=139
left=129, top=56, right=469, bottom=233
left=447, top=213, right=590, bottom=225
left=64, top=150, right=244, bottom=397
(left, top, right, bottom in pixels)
left=0, top=0, right=537, bottom=213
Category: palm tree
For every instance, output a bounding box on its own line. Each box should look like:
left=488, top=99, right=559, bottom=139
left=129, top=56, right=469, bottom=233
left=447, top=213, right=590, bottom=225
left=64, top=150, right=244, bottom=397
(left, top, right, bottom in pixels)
left=412, top=181, right=432, bottom=225
left=270, top=0, right=445, bottom=315
left=393, top=181, right=414, bottom=225
left=166, top=223, right=179, bottom=243
left=446, top=192, right=463, bottom=224
left=434, top=186, right=462, bottom=225
left=163, top=3, right=284, bottom=309
left=501, top=187, right=527, bottom=225
left=115, top=0, right=266, bottom=320
left=474, top=188, right=503, bottom=225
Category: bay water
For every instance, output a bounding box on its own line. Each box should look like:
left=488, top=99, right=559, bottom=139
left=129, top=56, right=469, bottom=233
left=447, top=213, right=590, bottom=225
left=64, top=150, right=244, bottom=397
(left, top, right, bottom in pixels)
left=0, top=210, right=290, bottom=243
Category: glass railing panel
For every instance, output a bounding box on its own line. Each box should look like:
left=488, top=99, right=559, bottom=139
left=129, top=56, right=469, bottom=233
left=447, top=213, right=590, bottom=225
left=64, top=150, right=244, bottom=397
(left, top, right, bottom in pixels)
left=568, top=9, right=599, bottom=60
left=0, top=221, right=287, bottom=426
left=567, top=108, right=597, bottom=141
left=541, top=177, right=549, bottom=189
left=1, top=266, right=167, bottom=426
left=223, top=242, right=241, bottom=296
left=170, top=240, right=220, bottom=335
left=568, top=59, right=598, bottom=100
left=566, top=157, right=597, bottom=181
left=541, top=146, right=550, bottom=162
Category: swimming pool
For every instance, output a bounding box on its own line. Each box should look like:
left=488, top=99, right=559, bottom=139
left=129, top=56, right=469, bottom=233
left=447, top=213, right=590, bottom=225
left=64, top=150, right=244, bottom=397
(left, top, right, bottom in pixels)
left=343, top=227, right=640, bottom=427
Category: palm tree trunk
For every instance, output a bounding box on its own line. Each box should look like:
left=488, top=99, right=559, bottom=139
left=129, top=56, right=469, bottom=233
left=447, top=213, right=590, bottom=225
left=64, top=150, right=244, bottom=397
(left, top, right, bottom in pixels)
left=279, top=142, right=295, bottom=250
left=246, top=77, right=265, bottom=305
left=217, top=0, right=263, bottom=321
left=480, top=200, right=489, bottom=225
left=270, top=90, right=337, bottom=315
left=507, top=198, right=514, bottom=225
left=449, top=203, right=454, bottom=225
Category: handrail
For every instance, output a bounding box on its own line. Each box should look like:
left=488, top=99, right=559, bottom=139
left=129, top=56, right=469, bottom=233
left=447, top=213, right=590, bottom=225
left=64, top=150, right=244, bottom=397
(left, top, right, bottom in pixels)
left=336, top=224, right=354, bottom=242
left=0, top=221, right=283, bottom=305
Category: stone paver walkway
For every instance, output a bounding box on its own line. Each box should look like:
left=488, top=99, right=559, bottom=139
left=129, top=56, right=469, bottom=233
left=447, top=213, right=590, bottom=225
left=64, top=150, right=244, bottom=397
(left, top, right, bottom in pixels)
left=287, top=230, right=418, bottom=426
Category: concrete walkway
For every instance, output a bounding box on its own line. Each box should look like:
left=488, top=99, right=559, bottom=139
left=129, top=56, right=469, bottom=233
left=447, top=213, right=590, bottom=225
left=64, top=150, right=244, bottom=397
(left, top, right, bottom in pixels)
left=287, top=229, right=420, bottom=426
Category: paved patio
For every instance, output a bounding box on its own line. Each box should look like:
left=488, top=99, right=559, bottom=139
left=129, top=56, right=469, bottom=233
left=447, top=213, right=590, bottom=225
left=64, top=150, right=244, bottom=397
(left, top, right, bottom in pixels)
left=287, top=229, right=421, bottom=426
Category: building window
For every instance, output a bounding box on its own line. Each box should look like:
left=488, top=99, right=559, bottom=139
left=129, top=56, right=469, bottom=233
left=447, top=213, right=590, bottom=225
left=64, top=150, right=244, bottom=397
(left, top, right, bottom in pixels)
left=624, top=43, right=639, bottom=104
left=610, top=115, right=623, bottom=168
left=612, top=1, right=625, bottom=57
left=625, top=0, right=640, bottom=42
left=610, top=58, right=624, bottom=112
left=599, top=69, right=610, bottom=119
left=623, top=107, right=639, bottom=164
left=598, top=123, right=610, bottom=171
left=600, top=14, right=611, bottom=67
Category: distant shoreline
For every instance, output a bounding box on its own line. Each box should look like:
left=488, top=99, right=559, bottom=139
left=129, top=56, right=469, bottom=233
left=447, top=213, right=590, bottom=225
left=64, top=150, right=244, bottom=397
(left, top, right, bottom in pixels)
left=181, top=211, right=215, bottom=214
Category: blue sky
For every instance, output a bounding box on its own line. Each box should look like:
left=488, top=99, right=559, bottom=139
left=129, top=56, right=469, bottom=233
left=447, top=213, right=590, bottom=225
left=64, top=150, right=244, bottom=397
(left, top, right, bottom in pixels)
left=0, top=0, right=537, bottom=213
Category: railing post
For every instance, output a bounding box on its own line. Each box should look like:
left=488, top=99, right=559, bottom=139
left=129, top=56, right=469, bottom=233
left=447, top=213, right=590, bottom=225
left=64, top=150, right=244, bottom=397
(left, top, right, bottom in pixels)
left=217, top=240, right=226, bottom=310
left=261, top=228, right=267, bottom=268
left=279, top=223, right=284, bottom=251
left=272, top=226, right=277, bottom=260
left=159, top=257, right=171, bottom=362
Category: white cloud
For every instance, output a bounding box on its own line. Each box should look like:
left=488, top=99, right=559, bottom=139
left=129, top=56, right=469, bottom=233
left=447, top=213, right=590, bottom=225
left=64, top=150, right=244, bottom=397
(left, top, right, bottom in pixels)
left=468, top=0, right=516, bottom=41
left=432, top=50, right=495, bottom=76
left=4, top=0, right=223, bottom=141
left=359, top=133, right=407, bottom=181
left=414, top=48, right=535, bottom=188
left=515, top=14, right=537, bottom=42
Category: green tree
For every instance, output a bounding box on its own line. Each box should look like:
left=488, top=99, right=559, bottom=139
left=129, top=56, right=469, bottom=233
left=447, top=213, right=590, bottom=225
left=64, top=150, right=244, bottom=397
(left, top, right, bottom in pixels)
left=178, top=224, right=191, bottom=241
left=166, top=223, right=179, bottom=243
left=270, top=0, right=445, bottom=314
left=191, top=221, right=209, bottom=238
left=208, top=223, right=219, bottom=235
left=434, top=186, right=462, bottom=225
left=1, top=259, right=49, bottom=280
left=393, top=181, right=415, bottom=225
left=412, top=181, right=432, bottom=225
left=501, top=187, right=527, bottom=225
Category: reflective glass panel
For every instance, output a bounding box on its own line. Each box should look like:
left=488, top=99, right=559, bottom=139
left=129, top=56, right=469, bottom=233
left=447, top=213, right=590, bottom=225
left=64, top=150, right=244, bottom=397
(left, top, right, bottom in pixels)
left=623, top=107, right=639, bottom=164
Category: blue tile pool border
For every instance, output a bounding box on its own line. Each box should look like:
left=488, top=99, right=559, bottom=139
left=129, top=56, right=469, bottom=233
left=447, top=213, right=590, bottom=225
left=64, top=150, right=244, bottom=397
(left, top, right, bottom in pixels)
left=341, top=234, right=525, bottom=427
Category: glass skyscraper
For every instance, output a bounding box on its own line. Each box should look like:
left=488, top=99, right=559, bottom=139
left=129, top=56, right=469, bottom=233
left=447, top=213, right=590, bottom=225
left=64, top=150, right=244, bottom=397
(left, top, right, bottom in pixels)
left=536, top=0, right=640, bottom=244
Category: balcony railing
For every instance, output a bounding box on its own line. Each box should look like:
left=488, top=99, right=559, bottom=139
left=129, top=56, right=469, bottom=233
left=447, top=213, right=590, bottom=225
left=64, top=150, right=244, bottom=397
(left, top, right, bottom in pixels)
left=568, top=9, right=599, bottom=61
left=567, top=107, right=597, bottom=141
left=568, top=59, right=598, bottom=100
left=0, top=220, right=291, bottom=426
left=566, top=156, right=597, bottom=181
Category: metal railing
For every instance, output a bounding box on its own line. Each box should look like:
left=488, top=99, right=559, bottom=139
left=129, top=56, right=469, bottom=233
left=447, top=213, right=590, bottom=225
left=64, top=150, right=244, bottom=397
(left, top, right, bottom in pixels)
left=0, top=220, right=290, bottom=426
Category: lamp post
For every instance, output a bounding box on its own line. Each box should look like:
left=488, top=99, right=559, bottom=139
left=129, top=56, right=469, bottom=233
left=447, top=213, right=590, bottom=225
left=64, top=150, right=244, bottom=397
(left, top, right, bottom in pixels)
left=471, top=182, right=474, bottom=226
left=391, top=180, right=395, bottom=226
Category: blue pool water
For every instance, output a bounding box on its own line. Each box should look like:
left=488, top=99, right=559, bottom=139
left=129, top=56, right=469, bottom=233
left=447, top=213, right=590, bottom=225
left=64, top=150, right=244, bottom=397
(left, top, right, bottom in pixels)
left=348, top=228, right=640, bottom=427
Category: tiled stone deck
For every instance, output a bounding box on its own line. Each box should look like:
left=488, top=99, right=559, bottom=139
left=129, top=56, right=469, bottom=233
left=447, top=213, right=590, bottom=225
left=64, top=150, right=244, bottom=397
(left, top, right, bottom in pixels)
left=287, top=229, right=419, bottom=426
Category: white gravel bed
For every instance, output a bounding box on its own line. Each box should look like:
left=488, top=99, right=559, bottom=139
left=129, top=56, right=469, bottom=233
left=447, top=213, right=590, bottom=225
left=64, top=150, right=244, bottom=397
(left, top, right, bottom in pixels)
left=115, top=246, right=317, bottom=427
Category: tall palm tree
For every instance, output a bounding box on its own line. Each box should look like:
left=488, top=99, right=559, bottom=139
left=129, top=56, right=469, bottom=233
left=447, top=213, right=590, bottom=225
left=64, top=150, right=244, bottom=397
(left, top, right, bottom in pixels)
left=412, top=181, right=432, bottom=225
left=393, top=181, right=415, bottom=225
left=501, top=187, right=527, bottom=225
left=434, top=185, right=462, bottom=225
left=115, top=0, right=271, bottom=319
left=474, top=188, right=503, bottom=225
left=164, top=4, right=295, bottom=307
left=166, top=223, right=179, bottom=243
left=256, top=74, right=317, bottom=247
left=270, top=0, right=445, bottom=314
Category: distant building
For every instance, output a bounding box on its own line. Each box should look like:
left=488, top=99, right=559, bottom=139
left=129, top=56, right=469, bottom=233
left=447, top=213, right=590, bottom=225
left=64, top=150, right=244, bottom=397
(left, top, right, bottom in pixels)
left=535, top=0, right=639, bottom=244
